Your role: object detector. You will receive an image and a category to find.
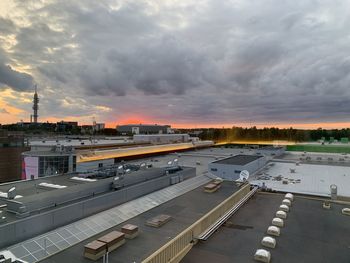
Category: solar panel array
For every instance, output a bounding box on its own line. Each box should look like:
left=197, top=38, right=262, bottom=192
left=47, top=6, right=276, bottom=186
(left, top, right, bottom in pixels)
left=2, top=175, right=211, bottom=263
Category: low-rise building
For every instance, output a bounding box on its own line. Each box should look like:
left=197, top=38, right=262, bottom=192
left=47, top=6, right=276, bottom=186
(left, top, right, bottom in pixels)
left=208, top=154, right=266, bottom=180
left=116, top=124, right=172, bottom=134
left=133, top=134, right=190, bottom=144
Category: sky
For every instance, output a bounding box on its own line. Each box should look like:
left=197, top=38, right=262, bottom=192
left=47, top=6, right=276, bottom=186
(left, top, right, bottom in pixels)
left=0, top=0, right=350, bottom=129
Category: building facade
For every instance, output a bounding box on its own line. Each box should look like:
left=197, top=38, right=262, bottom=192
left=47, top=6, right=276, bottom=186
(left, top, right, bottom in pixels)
left=0, top=130, right=30, bottom=183
left=133, top=134, right=190, bottom=144
left=116, top=124, right=172, bottom=134
left=208, top=154, right=266, bottom=180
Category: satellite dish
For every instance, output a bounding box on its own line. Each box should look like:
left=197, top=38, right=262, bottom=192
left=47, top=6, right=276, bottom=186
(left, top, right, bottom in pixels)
left=125, top=169, right=131, bottom=174
left=173, top=159, right=178, bottom=165
left=118, top=165, right=123, bottom=170
left=140, top=163, right=146, bottom=169
left=239, top=170, right=250, bottom=182
left=167, top=161, right=173, bottom=166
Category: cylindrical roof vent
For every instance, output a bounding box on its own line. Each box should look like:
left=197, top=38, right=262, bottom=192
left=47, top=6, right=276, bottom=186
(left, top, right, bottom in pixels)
left=330, top=184, right=337, bottom=200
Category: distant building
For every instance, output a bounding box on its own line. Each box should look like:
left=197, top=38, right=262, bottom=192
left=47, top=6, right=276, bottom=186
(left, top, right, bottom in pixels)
left=133, top=134, right=190, bottom=144
left=0, top=130, right=30, bottom=183
left=81, top=125, right=93, bottom=134
left=208, top=154, right=266, bottom=180
left=93, top=123, right=105, bottom=132
left=21, top=137, right=213, bottom=179
left=56, top=121, right=79, bottom=133
left=116, top=124, right=172, bottom=135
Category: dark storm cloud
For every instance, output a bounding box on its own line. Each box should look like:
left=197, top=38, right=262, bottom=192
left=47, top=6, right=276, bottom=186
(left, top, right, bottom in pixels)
left=0, top=17, right=16, bottom=35
left=0, top=63, right=34, bottom=92
left=1, top=0, right=350, bottom=124
left=81, top=37, right=206, bottom=96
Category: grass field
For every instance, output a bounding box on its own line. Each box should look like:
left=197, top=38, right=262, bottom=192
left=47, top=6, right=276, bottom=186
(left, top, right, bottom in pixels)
left=287, top=144, right=350, bottom=153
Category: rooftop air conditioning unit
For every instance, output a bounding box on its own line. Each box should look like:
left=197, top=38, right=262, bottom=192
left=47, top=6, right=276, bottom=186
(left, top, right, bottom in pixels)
left=342, top=208, right=350, bottom=216
left=276, top=210, right=287, bottom=219
left=267, top=226, right=280, bottom=236
left=272, top=217, right=284, bottom=227
left=7, top=187, right=16, bottom=200
left=261, top=236, right=276, bottom=249
left=279, top=204, right=289, bottom=212
left=282, top=199, right=292, bottom=207
left=285, top=193, right=294, bottom=201
left=254, top=249, right=271, bottom=263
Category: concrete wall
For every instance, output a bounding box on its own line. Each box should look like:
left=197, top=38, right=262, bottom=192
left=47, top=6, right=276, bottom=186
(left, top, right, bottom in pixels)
left=208, top=157, right=266, bottom=180
left=0, top=168, right=195, bottom=249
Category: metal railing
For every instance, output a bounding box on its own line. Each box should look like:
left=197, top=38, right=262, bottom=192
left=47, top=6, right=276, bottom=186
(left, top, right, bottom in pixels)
left=142, top=184, right=253, bottom=263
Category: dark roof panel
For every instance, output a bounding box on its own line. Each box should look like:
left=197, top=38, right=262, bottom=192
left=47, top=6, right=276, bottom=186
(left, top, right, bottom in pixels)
left=212, top=154, right=263, bottom=165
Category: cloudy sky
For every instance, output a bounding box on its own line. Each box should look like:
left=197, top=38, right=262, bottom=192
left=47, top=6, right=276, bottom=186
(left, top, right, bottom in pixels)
left=0, top=0, right=350, bottom=128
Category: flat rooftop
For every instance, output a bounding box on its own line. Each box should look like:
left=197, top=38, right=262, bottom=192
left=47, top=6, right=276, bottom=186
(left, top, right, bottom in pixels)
left=250, top=161, right=350, bottom=197
left=29, top=139, right=131, bottom=147
left=212, top=154, right=263, bottom=165
left=183, top=193, right=350, bottom=263
left=38, top=181, right=240, bottom=263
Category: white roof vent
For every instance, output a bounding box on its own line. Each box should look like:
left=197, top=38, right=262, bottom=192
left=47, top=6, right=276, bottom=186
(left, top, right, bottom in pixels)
left=267, top=226, right=280, bottom=236
left=285, top=193, right=294, bottom=201
left=279, top=204, right=290, bottom=212
left=282, top=199, right=292, bottom=207
left=272, top=217, right=284, bottom=227
left=254, top=249, right=271, bottom=263
left=276, top=210, right=287, bottom=219
left=39, top=182, right=67, bottom=189
left=261, top=236, right=276, bottom=249
left=342, top=208, right=350, bottom=216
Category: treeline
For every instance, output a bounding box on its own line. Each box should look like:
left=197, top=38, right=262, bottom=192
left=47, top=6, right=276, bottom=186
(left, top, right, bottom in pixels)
left=180, top=127, right=350, bottom=143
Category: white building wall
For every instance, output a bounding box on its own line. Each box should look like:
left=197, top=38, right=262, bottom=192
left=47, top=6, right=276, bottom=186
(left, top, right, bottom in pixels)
left=208, top=156, right=266, bottom=180
left=76, top=158, right=115, bottom=173
left=133, top=134, right=190, bottom=144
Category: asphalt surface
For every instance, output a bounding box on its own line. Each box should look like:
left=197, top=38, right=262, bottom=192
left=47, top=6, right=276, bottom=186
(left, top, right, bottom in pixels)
left=182, top=193, right=350, bottom=263
left=41, top=181, right=240, bottom=263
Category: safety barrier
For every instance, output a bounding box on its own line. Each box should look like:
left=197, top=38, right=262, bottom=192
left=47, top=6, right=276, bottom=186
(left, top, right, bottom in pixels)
left=142, top=183, right=252, bottom=263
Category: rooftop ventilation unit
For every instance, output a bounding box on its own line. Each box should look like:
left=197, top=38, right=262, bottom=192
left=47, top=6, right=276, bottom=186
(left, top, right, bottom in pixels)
left=267, top=226, right=280, bottom=236
left=38, top=182, right=67, bottom=189
left=272, top=217, right=284, bottom=227
left=71, top=177, right=97, bottom=182
left=282, top=199, right=292, bottom=207
left=261, top=236, right=276, bottom=249
left=254, top=249, right=271, bottom=263
left=7, top=187, right=16, bottom=200
left=330, top=184, right=337, bottom=200
left=276, top=210, right=287, bottom=219
left=342, top=208, right=350, bottom=216
left=117, top=165, right=124, bottom=175
left=284, top=193, right=294, bottom=201
left=279, top=204, right=289, bottom=212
